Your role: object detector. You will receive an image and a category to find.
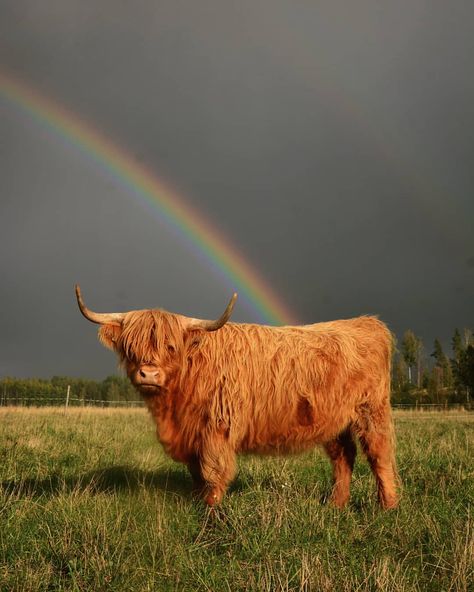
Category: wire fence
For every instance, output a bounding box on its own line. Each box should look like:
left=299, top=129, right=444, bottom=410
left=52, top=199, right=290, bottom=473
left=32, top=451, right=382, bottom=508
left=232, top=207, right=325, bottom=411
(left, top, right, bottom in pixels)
left=392, top=402, right=473, bottom=411
left=0, top=392, right=472, bottom=412
left=0, top=394, right=144, bottom=408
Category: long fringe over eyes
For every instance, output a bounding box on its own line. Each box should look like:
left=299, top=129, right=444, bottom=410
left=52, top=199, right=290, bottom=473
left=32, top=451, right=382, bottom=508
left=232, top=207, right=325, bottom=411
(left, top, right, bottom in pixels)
left=117, top=310, right=185, bottom=364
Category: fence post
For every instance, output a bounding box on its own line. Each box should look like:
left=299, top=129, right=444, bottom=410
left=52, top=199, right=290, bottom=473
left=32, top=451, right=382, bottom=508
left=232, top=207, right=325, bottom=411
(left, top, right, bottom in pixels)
left=65, top=385, right=71, bottom=412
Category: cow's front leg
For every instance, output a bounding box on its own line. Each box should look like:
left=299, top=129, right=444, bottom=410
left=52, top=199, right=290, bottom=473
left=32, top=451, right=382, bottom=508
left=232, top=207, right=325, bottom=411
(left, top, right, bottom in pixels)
left=199, top=434, right=236, bottom=506
left=187, top=455, right=206, bottom=496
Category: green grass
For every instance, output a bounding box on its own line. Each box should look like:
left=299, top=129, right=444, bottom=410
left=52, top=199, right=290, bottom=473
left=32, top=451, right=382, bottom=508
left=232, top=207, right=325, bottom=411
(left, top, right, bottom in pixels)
left=0, top=408, right=472, bottom=591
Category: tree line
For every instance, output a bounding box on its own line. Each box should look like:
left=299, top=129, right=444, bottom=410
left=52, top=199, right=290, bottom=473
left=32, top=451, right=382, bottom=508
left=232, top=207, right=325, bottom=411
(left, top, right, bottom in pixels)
left=392, top=327, right=473, bottom=405
left=0, top=375, right=141, bottom=406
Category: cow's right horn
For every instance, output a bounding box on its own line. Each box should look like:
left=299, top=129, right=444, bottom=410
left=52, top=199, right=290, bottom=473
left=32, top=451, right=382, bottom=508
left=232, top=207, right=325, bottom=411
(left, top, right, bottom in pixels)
left=188, top=293, right=237, bottom=331
left=75, top=285, right=126, bottom=325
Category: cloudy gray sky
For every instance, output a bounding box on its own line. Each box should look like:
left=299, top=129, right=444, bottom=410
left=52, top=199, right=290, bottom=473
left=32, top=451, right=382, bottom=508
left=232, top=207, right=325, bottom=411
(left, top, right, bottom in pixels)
left=1, top=0, right=473, bottom=378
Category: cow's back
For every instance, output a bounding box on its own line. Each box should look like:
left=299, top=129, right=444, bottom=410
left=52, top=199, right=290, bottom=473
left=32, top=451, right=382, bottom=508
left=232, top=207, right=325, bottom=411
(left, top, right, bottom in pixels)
left=181, top=316, right=392, bottom=453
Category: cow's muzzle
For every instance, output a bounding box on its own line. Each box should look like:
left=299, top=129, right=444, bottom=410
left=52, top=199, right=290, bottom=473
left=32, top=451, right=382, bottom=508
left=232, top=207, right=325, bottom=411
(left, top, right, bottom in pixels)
left=134, top=365, right=165, bottom=388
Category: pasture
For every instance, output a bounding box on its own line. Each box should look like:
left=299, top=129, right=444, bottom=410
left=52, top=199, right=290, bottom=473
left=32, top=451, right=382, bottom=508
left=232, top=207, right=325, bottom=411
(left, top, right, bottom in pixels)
left=0, top=408, right=472, bottom=591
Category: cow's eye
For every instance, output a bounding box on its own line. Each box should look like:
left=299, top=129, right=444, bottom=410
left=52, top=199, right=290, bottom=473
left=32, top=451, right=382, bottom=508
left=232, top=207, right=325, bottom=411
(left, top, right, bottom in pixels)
left=167, top=344, right=175, bottom=354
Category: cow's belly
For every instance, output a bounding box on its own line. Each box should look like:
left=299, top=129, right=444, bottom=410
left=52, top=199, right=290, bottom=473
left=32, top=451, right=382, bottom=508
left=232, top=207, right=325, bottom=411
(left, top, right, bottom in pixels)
left=238, top=422, right=339, bottom=456
left=238, top=397, right=355, bottom=454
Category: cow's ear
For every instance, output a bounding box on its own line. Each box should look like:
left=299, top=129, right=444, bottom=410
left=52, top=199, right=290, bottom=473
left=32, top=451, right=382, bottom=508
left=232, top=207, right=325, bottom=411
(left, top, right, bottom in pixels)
left=98, top=323, right=122, bottom=351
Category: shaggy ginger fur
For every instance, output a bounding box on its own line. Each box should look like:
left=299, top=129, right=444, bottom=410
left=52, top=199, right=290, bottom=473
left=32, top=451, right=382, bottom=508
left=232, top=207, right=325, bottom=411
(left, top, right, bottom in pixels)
left=96, top=309, right=399, bottom=509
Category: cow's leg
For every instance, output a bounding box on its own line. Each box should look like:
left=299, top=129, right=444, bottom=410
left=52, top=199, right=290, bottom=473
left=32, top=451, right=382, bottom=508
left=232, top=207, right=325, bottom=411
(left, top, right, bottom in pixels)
left=199, top=435, right=237, bottom=506
left=357, top=407, right=398, bottom=509
left=323, top=428, right=357, bottom=508
left=187, top=455, right=206, bottom=496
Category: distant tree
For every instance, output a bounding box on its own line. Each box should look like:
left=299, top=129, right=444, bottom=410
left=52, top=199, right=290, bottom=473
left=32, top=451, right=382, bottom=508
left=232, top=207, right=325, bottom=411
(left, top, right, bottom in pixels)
left=463, top=328, right=473, bottom=348
left=458, top=345, right=474, bottom=403
left=452, top=328, right=463, bottom=363
left=443, top=362, right=454, bottom=391
left=104, top=379, right=121, bottom=403
left=101, top=375, right=140, bottom=403
left=392, top=354, right=408, bottom=392
left=401, top=330, right=423, bottom=386
left=427, top=366, right=444, bottom=402
left=451, top=328, right=473, bottom=399
left=421, top=367, right=430, bottom=390
left=51, top=376, right=70, bottom=390
left=431, top=339, right=443, bottom=365
left=430, top=338, right=453, bottom=389
left=451, top=329, right=464, bottom=394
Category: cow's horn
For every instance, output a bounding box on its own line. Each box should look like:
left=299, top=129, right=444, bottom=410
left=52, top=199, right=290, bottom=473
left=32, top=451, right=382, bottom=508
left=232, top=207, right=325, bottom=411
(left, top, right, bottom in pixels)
left=188, top=293, right=237, bottom=331
left=75, top=285, right=126, bottom=325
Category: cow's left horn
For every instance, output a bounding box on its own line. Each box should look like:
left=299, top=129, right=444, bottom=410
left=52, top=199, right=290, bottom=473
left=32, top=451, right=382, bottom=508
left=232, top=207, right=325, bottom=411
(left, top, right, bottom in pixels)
left=75, top=285, right=126, bottom=325
left=188, top=293, right=237, bottom=331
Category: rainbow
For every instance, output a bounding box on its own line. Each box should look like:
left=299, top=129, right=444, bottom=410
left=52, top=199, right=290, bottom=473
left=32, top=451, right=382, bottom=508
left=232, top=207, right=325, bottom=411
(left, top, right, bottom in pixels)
left=0, top=70, right=297, bottom=325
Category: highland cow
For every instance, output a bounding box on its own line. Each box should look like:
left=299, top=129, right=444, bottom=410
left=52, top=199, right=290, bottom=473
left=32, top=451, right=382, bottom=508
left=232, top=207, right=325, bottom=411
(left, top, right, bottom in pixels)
left=76, top=285, right=398, bottom=509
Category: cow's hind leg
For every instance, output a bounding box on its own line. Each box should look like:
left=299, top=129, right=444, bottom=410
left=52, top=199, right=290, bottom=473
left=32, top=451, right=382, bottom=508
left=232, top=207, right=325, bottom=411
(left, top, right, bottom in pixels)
left=356, top=405, right=398, bottom=509
left=199, top=434, right=237, bottom=506
left=323, top=428, right=357, bottom=508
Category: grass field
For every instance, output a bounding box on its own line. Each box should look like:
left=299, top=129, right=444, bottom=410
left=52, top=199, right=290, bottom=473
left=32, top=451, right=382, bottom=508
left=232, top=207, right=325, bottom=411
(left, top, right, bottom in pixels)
left=0, top=408, right=472, bottom=591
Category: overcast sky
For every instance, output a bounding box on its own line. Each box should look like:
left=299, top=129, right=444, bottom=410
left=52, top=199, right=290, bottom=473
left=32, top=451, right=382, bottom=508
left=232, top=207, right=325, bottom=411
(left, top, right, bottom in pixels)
left=1, top=0, right=473, bottom=378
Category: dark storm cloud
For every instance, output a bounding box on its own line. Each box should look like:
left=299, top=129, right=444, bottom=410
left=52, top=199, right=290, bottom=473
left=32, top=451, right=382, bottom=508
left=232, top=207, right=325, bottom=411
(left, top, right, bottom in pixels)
left=0, top=0, right=473, bottom=377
